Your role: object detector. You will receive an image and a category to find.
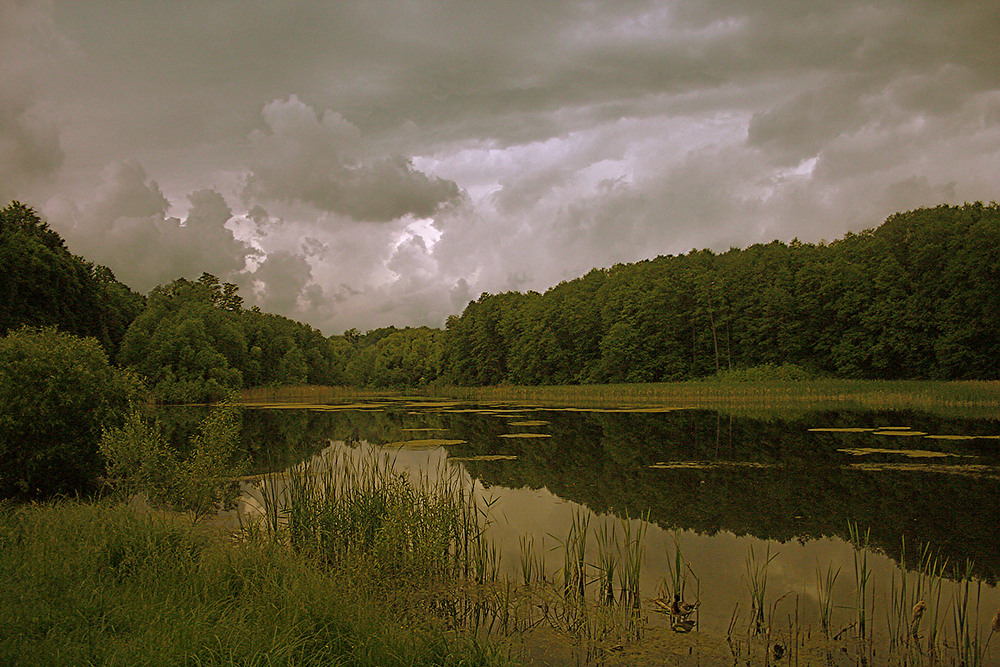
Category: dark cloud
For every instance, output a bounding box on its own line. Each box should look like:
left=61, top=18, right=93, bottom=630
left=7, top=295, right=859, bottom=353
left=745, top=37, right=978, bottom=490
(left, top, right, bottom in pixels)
left=50, top=161, right=250, bottom=291
left=245, top=96, right=459, bottom=221
left=3, top=0, right=996, bottom=333
left=250, top=250, right=315, bottom=315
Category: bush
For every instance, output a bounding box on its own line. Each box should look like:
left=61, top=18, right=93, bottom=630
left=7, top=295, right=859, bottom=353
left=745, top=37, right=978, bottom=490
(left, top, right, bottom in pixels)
left=0, top=327, right=140, bottom=498
left=100, top=399, right=247, bottom=521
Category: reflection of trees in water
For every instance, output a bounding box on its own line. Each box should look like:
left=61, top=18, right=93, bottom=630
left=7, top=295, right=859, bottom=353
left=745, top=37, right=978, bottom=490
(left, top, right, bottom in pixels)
left=449, top=409, right=1000, bottom=583
left=200, top=404, right=1000, bottom=582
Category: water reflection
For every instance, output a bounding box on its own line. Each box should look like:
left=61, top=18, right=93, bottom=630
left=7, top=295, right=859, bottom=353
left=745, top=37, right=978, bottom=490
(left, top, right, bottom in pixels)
left=220, top=400, right=1000, bottom=657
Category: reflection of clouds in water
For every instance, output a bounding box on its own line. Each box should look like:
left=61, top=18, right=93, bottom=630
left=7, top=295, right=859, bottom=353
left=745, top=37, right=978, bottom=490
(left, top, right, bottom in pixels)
left=233, top=438, right=1000, bottom=639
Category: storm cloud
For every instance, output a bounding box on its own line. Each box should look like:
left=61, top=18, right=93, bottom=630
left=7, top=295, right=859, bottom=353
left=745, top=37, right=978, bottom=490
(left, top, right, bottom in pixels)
left=3, top=0, right=998, bottom=333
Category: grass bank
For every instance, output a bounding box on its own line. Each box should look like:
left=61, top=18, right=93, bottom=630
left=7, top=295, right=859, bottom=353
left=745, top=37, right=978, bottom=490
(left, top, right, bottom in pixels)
left=0, top=500, right=511, bottom=667
left=427, top=380, right=1000, bottom=418
left=239, top=380, right=1000, bottom=419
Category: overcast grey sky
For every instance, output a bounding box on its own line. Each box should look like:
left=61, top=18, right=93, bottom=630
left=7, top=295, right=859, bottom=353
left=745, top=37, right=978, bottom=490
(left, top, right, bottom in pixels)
left=3, top=1, right=999, bottom=334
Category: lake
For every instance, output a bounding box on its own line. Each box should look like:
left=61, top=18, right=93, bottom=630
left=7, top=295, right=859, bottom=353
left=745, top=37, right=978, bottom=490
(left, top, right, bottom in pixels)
left=164, top=398, right=1000, bottom=664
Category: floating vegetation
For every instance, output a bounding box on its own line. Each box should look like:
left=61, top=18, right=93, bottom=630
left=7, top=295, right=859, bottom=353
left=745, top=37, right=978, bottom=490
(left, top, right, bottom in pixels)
left=874, top=430, right=927, bottom=437
left=498, top=433, right=552, bottom=439
left=926, top=434, right=981, bottom=441
left=449, top=455, right=518, bottom=462
left=401, top=428, right=448, bottom=432
left=808, top=427, right=874, bottom=433
left=507, top=420, right=549, bottom=427
left=649, top=461, right=773, bottom=469
left=383, top=438, right=467, bottom=449
left=404, top=401, right=464, bottom=409
left=847, top=463, right=1000, bottom=478
left=552, top=406, right=684, bottom=414
left=839, top=447, right=957, bottom=458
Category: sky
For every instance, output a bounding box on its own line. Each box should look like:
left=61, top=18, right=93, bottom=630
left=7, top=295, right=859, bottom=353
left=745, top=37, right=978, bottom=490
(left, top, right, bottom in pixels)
left=3, top=1, right=999, bottom=335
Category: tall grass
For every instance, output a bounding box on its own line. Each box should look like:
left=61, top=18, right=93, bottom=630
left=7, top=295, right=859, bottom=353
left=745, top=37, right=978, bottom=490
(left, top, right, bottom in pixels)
left=429, top=379, right=1000, bottom=418
left=848, top=521, right=873, bottom=648
left=744, top=542, right=778, bottom=635
left=239, top=384, right=402, bottom=405
left=816, top=560, right=841, bottom=639
left=0, top=500, right=510, bottom=667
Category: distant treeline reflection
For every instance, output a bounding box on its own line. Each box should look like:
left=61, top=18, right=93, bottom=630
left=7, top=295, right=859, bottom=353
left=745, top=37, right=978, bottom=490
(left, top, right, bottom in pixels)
left=219, top=404, right=1000, bottom=584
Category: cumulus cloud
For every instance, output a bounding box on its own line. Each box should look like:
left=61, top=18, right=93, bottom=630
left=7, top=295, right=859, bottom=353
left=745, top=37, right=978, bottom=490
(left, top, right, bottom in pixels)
left=249, top=250, right=315, bottom=315
left=50, top=161, right=251, bottom=291
left=14, top=0, right=1000, bottom=333
left=245, top=95, right=459, bottom=221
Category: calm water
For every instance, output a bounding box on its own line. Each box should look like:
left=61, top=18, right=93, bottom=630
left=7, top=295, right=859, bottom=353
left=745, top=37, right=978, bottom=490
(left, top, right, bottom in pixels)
left=162, top=400, right=1000, bottom=659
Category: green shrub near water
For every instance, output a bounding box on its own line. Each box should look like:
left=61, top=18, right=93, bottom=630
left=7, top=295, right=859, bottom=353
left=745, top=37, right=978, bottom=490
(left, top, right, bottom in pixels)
left=0, top=326, right=141, bottom=498
left=0, top=500, right=511, bottom=667
left=100, top=399, right=249, bottom=522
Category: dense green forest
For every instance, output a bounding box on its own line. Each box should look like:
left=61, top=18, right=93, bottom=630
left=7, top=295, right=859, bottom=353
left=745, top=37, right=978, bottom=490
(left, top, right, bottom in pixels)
left=441, top=202, right=1000, bottom=385
left=2, top=200, right=998, bottom=401
left=0, top=201, right=145, bottom=358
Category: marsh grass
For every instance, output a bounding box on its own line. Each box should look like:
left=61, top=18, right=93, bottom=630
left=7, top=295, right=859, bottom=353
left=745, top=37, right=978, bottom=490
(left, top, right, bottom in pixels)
left=0, top=500, right=509, bottom=667
left=816, top=560, right=841, bottom=639
left=848, top=521, right=873, bottom=648
left=430, top=379, right=1000, bottom=418
left=745, top=542, right=778, bottom=635
left=243, top=445, right=654, bottom=661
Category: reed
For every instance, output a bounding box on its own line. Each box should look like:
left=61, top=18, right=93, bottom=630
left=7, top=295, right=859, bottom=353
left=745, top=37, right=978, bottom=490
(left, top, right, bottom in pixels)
left=664, top=530, right=688, bottom=602
left=745, top=542, right=778, bottom=635
left=952, top=558, right=984, bottom=667
left=816, top=560, right=840, bottom=639
left=617, top=511, right=648, bottom=610
left=848, top=521, right=872, bottom=646
left=428, top=379, right=1000, bottom=418
left=555, top=507, right=590, bottom=603
left=594, top=522, right=618, bottom=604
left=917, top=542, right=948, bottom=652
left=518, top=533, right=545, bottom=587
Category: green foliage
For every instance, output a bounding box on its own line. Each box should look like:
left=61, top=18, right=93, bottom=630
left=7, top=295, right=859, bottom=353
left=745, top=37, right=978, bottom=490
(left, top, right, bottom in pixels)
left=0, top=501, right=511, bottom=666
left=707, top=363, right=819, bottom=382
left=100, top=400, right=247, bottom=521
left=345, top=326, right=444, bottom=387
left=0, top=201, right=145, bottom=357
left=98, top=406, right=176, bottom=504
left=174, top=400, right=246, bottom=520
left=0, top=327, right=140, bottom=498
left=442, top=203, right=1000, bottom=385
left=118, top=275, right=247, bottom=402
left=119, top=275, right=351, bottom=401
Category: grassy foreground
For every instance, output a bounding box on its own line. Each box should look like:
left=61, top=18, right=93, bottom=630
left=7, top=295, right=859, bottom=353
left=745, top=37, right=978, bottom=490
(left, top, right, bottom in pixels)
left=0, top=500, right=511, bottom=667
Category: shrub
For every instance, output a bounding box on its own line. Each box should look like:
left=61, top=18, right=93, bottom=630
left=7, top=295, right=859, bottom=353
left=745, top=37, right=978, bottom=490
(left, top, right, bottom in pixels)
left=0, top=326, right=140, bottom=498
left=100, top=399, right=247, bottom=521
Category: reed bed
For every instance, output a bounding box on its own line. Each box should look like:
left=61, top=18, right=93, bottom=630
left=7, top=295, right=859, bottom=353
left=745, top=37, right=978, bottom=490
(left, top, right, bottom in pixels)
left=723, top=527, right=1000, bottom=667
left=239, top=384, right=404, bottom=405
left=241, top=444, right=656, bottom=662
left=429, top=380, right=1000, bottom=418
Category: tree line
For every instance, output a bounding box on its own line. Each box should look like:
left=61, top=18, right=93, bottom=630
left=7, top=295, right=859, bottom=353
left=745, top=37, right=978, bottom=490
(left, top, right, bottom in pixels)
left=440, top=202, right=1000, bottom=385
left=3, top=200, right=999, bottom=403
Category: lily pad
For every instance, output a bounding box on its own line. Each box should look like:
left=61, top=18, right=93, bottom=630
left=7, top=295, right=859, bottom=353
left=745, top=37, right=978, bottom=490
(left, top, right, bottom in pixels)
left=838, top=447, right=956, bottom=458
left=807, top=428, right=874, bottom=433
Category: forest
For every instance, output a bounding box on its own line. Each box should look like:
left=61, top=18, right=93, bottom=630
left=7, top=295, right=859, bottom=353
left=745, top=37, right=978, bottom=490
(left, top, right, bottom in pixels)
left=2, top=199, right=999, bottom=401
